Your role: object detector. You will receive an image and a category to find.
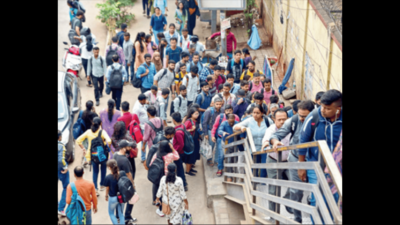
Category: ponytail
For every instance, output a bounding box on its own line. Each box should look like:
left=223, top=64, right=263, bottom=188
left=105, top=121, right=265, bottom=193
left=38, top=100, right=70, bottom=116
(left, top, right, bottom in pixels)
left=86, top=35, right=93, bottom=52
left=107, top=99, right=115, bottom=122
left=107, top=159, right=119, bottom=180
left=91, top=117, right=101, bottom=132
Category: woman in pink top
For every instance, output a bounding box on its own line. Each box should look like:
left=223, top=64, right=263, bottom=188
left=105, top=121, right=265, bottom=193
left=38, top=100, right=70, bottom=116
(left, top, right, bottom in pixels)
left=150, top=140, right=180, bottom=175
left=145, top=34, right=158, bottom=58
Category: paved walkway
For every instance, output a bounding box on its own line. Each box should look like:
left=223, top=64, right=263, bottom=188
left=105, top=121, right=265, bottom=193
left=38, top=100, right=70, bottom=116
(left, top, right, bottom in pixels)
left=58, top=0, right=214, bottom=224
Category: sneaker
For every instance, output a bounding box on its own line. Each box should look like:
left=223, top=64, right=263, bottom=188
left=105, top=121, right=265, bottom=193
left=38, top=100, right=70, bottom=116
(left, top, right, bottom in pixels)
left=190, top=168, right=197, bottom=173
left=126, top=218, right=137, bottom=224
left=58, top=210, right=66, bottom=216
left=143, top=10, right=145, bottom=14
left=99, top=93, right=103, bottom=98
left=184, top=186, right=188, bottom=192
left=96, top=190, right=100, bottom=196
left=185, top=171, right=196, bottom=176
left=96, top=100, right=100, bottom=106
left=156, top=208, right=165, bottom=217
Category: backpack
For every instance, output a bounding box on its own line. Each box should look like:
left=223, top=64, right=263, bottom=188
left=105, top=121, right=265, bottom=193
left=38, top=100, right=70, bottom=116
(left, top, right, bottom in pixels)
left=80, top=27, right=89, bottom=37
left=72, top=110, right=86, bottom=140
left=147, top=153, right=165, bottom=184
left=132, top=63, right=149, bottom=88
left=231, top=58, right=244, bottom=78
left=58, top=142, right=67, bottom=171
left=146, top=143, right=160, bottom=169
left=289, top=114, right=299, bottom=141
left=89, top=56, right=104, bottom=75
left=158, top=68, right=169, bottom=82
left=109, top=65, right=123, bottom=89
left=68, top=29, right=80, bottom=46
left=71, top=0, right=86, bottom=13
left=106, top=45, right=118, bottom=66
left=176, top=126, right=195, bottom=155
left=117, top=171, right=135, bottom=203
left=146, top=119, right=164, bottom=145
left=309, top=108, right=320, bottom=139
left=170, top=95, right=182, bottom=116
left=90, top=130, right=108, bottom=164
left=195, top=92, right=205, bottom=106
left=127, top=119, right=143, bottom=143
left=263, top=115, right=271, bottom=128
left=117, top=32, right=125, bottom=46
left=66, top=182, right=87, bottom=225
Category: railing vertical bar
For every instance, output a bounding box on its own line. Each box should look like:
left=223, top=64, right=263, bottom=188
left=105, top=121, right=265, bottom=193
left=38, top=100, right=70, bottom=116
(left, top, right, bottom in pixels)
left=252, top=154, right=257, bottom=216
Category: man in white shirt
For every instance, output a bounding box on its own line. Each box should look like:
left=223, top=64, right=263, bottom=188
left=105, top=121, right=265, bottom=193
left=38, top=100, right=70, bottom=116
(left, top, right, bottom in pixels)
left=173, top=85, right=188, bottom=118
left=211, top=83, right=236, bottom=107
left=182, top=65, right=200, bottom=106
left=179, top=28, right=191, bottom=52
left=132, top=94, right=149, bottom=130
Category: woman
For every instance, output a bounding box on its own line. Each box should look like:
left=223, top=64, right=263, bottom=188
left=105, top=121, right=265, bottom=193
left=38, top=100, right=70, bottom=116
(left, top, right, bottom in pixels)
left=150, top=7, right=167, bottom=46
left=233, top=104, right=270, bottom=177
left=159, top=38, right=168, bottom=68
left=134, top=32, right=148, bottom=73
left=241, top=48, right=257, bottom=69
left=150, top=140, right=180, bottom=216
left=76, top=117, right=112, bottom=195
left=183, top=107, right=200, bottom=176
left=81, top=100, right=99, bottom=165
left=186, top=0, right=200, bottom=35
left=145, top=34, right=158, bottom=58
left=156, top=163, right=189, bottom=224
left=104, top=159, right=126, bottom=224
left=99, top=99, right=122, bottom=153
left=182, top=103, right=199, bottom=123
left=152, top=52, right=163, bottom=72
left=79, top=35, right=95, bottom=87
left=67, top=0, right=77, bottom=23
left=175, top=1, right=188, bottom=35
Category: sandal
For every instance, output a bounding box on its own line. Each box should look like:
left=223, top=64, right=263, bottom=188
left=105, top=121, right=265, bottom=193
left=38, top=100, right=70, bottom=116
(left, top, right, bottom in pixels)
left=207, top=160, right=214, bottom=167
left=216, top=170, right=223, bottom=177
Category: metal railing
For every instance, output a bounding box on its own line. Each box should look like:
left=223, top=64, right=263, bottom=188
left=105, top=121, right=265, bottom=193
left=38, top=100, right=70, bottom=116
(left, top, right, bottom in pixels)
left=221, top=128, right=342, bottom=224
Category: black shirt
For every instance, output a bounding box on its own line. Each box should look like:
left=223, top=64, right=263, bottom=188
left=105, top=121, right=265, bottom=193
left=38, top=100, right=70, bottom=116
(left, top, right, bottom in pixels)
left=113, top=153, right=133, bottom=175
left=104, top=171, right=126, bottom=197
left=227, top=59, right=244, bottom=83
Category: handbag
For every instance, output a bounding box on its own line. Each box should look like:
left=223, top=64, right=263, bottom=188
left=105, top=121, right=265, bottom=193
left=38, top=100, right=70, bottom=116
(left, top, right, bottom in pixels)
left=162, top=183, right=171, bottom=215
left=182, top=210, right=193, bottom=225
left=175, top=19, right=181, bottom=32
left=128, top=192, right=139, bottom=204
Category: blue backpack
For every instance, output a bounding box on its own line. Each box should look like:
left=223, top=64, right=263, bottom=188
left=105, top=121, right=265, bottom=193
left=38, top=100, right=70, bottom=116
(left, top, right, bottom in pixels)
left=72, top=110, right=86, bottom=140
left=66, top=182, right=86, bottom=224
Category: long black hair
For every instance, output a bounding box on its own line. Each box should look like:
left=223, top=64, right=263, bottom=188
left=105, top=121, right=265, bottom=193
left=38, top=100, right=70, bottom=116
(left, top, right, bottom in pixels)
left=82, top=100, right=94, bottom=121
left=178, top=1, right=187, bottom=17
left=86, top=35, right=93, bottom=52
left=107, top=99, right=115, bottom=122
left=166, top=162, right=177, bottom=184
left=112, top=121, right=127, bottom=144
left=107, top=159, right=119, bottom=180
left=134, top=32, right=146, bottom=53
left=157, top=140, right=173, bottom=158
left=187, top=107, right=199, bottom=126
left=145, top=34, right=152, bottom=43
left=91, top=117, right=102, bottom=132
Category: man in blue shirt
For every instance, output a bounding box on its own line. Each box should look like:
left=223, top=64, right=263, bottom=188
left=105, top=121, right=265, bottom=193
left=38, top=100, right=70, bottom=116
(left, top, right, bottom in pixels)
left=165, top=37, right=182, bottom=66
left=164, top=24, right=180, bottom=48
left=218, top=114, right=239, bottom=182
left=226, top=74, right=241, bottom=95
left=195, top=81, right=212, bottom=118
left=199, top=59, right=218, bottom=82
left=287, top=100, right=301, bottom=118
left=298, top=89, right=342, bottom=224
left=105, top=54, right=128, bottom=110
left=232, top=89, right=249, bottom=119
left=136, top=53, right=156, bottom=94
left=150, top=7, right=168, bottom=45
left=116, top=23, right=127, bottom=48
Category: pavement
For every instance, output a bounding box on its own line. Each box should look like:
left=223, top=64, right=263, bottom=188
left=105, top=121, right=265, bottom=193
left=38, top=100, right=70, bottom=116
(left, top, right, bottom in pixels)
left=58, top=0, right=214, bottom=224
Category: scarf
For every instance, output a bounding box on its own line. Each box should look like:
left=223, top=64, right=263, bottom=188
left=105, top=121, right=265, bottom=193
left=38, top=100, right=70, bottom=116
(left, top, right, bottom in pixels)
left=188, top=0, right=198, bottom=15
left=152, top=52, right=163, bottom=72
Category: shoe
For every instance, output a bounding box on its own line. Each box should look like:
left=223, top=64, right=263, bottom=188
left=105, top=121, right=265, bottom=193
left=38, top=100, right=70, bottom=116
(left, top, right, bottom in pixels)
left=143, top=10, right=145, bottom=14
left=147, top=15, right=150, bottom=19
left=96, top=190, right=100, bottom=196
left=96, top=100, right=100, bottom=106
left=58, top=210, right=66, bottom=216
left=185, top=171, right=196, bottom=176
left=100, top=93, right=103, bottom=98
left=184, top=186, right=188, bottom=191
left=126, top=218, right=137, bottom=224
left=264, top=216, right=275, bottom=223
left=190, top=169, right=197, bottom=173
left=86, top=84, right=92, bottom=87
left=156, top=208, right=165, bottom=217
left=100, top=186, right=106, bottom=191
left=216, top=170, right=223, bottom=177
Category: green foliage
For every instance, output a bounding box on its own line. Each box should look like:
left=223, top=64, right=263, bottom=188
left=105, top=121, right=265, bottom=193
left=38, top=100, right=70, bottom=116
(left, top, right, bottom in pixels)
left=96, top=0, right=136, bottom=28
left=245, top=0, right=257, bottom=37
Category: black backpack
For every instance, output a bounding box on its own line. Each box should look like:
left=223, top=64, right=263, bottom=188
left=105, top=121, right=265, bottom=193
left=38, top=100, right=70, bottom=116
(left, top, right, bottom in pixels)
left=176, top=126, right=195, bottom=155
left=263, top=116, right=271, bottom=128
left=170, top=96, right=182, bottom=116
left=146, top=143, right=159, bottom=169
left=147, top=152, right=165, bottom=184
left=132, top=63, right=149, bottom=88
left=106, top=45, right=118, bottom=66
left=117, top=171, right=135, bottom=203
left=109, top=65, right=123, bottom=89
left=146, top=119, right=164, bottom=145
left=68, top=29, right=80, bottom=46
left=158, top=68, right=169, bottom=82
left=90, top=130, right=108, bottom=164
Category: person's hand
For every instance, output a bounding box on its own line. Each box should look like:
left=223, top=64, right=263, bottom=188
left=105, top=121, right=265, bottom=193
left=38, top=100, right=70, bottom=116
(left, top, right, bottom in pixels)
left=169, top=143, right=175, bottom=151
left=69, top=21, right=71, bottom=26
left=172, top=93, right=176, bottom=99
left=82, top=148, right=87, bottom=155
left=261, top=141, right=269, bottom=151
left=145, top=69, right=149, bottom=75
left=105, top=196, right=108, bottom=202
left=204, top=135, right=209, bottom=140
left=222, top=132, right=229, bottom=137
left=91, top=106, right=96, bottom=113
left=237, top=98, right=243, bottom=105
left=191, top=125, right=196, bottom=131
left=86, top=76, right=90, bottom=81
left=241, top=127, right=246, bottom=133
left=196, top=15, right=199, bottom=19
left=272, top=141, right=284, bottom=153
left=184, top=24, right=187, bottom=29
left=211, top=137, right=216, bottom=143
left=61, top=169, right=68, bottom=174
left=93, top=208, right=98, bottom=214
left=141, top=145, right=145, bottom=151
left=298, top=169, right=307, bottom=182
left=146, top=100, right=150, bottom=105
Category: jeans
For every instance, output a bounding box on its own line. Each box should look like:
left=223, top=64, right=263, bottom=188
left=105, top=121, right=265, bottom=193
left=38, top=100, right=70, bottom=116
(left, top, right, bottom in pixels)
left=141, top=87, right=150, bottom=94
left=124, top=203, right=134, bottom=221
left=58, top=170, right=70, bottom=211
left=111, top=87, right=123, bottom=110
left=109, top=196, right=125, bottom=224
left=254, top=154, right=268, bottom=177
left=91, top=160, right=107, bottom=190
left=86, top=209, right=92, bottom=225
left=125, top=60, right=134, bottom=81
left=216, top=137, right=224, bottom=170
left=307, top=169, right=339, bottom=224
left=206, top=130, right=218, bottom=162
left=140, top=127, right=148, bottom=161
left=175, top=154, right=187, bottom=187
left=81, top=58, right=92, bottom=85
left=287, top=152, right=304, bottom=222
left=153, top=30, right=163, bottom=46
left=266, top=156, right=291, bottom=212
left=143, top=0, right=150, bottom=16
left=92, top=76, right=104, bottom=101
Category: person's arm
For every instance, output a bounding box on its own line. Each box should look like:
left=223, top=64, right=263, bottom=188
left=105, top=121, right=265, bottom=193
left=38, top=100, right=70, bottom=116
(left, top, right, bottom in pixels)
left=233, top=117, right=251, bottom=131
left=121, top=65, right=128, bottom=82
left=209, top=31, right=221, bottom=40
left=160, top=102, right=168, bottom=126
left=118, top=47, right=126, bottom=66
left=173, top=98, right=180, bottom=114
left=105, top=186, right=110, bottom=201
left=126, top=172, right=134, bottom=184
left=217, top=121, right=225, bottom=139
left=270, top=118, right=292, bottom=146
left=164, top=0, right=168, bottom=11
left=76, top=130, right=88, bottom=151
left=87, top=57, right=92, bottom=77
left=171, top=147, right=180, bottom=161
left=59, top=144, right=68, bottom=171
left=127, top=43, right=134, bottom=64
left=210, top=115, right=221, bottom=138
left=156, top=178, right=164, bottom=200
left=66, top=185, right=72, bottom=204
left=201, top=110, right=210, bottom=137
left=142, top=123, right=151, bottom=145
left=261, top=125, right=275, bottom=150
left=232, top=34, right=237, bottom=51
left=138, top=66, right=149, bottom=78
left=150, top=16, right=154, bottom=32
left=75, top=26, right=80, bottom=36
left=101, top=129, right=112, bottom=146
left=91, top=182, right=98, bottom=212
left=105, top=66, right=111, bottom=82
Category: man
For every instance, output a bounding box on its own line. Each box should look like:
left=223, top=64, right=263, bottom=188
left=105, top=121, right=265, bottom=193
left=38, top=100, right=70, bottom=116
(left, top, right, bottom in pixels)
left=208, top=27, right=237, bottom=59
left=226, top=74, right=240, bottom=95
left=155, top=88, right=170, bottom=127
left=113, top=140, right=136, bottom=225
left=199, top=59, right=217, bottom=82
left=211, top=83, right=236, bottom=106
left=165, top=38, right=182, bottom=66
left=144, top=85, right=162, bottom=107
left=217, top=114, right=239, bottom=182
left=173, top=85, right=188, bottom=118
left=248, top=72, right=263, bottom=94
left=117, top=101, right=140, bottom=130
left=240, top=61, right=264, bottom=80
left=184, top=43, right=199, bottom=62
left=202, top=98, right=224, bottom=166
left=186, top=52, right=203, bottom=73
left=239, top=80, right=253, bottom=102
left=87, top=46, right=107, bottom=106
left=105, top=36, right=125, bottom=66
left=66, top=166, right=98, bottom=225
left=172, top=62, right=187, bottom=98
left=58, top=130, right=69, bottom=216
left=154, top=60, right=175, bottom=105
left=232, top=89, right=249, bottom=119
left=164, top=24, right=180, bottom=48
left=171, top=112, right=188, bottom=191
left=116, top=23, right=127, bottom=48
left=195, top=81, right=213, bottom=117
left=212, top=65, right=226, bottom=93
left=71, top=10, right=84, bottom=36
left=142, top=106, right=162, bottom=162
left=182, top=65, right=200, bottom=106
left=315, top=91, right=325, bottom=108
left=132, top=94, right=149, bottom=161
left=298, top=90, right=342, bottom=224
left=180, top=28, right=191, bottom=52
left=206, top=75, right=217, bottom=97
left=142, top=0, right=151, bottom=18
left=136, top=53, right=156, bottom=93
left=122, top=32, right=134, bottom=84
left=267, top=103, right=279, bottom=120
left=267, top=100, right=315, bottom=223
left=226, top=50, right=245, bottom=84
left=105, top=54, right=128, bottom=110
left=287, top=100, right=301, bottom=118
left=262, top=78, right=276, bottom=104
left=247, top=92, right=268, bottom=114
left=174, top=51, right=190, bottom=74
left=187, top=35, right=205, bottom=59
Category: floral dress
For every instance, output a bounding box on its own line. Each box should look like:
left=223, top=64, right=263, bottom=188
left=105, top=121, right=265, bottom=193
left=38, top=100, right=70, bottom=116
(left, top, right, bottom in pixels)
left=156, top=176, right=187, bottom=224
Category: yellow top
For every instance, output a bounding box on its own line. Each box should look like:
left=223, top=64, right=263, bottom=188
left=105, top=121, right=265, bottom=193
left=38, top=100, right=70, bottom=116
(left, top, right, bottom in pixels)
left=76, top=128, right=112, bottom=162
left=240, top=69, right=264, bottom=80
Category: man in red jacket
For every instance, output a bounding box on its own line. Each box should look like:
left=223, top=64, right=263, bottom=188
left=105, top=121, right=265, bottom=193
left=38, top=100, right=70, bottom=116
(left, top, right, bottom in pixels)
left=207, top=26, right=237, bottom=59
left=117, top=101, right=140, bottom=129
left=171, top=112, right=188, bottom=191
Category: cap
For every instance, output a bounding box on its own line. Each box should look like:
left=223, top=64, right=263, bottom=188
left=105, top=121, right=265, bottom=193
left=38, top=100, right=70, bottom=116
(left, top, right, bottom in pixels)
left=118, top=140, right=134, bottom=148
left=121, top=23, right=127, bottom=30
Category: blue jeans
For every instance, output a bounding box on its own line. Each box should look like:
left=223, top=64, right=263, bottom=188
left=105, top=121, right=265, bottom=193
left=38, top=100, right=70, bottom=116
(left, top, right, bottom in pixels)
left=86, top=209, right=92, bottom=225
left=153, top=30, right=163, bottom=45
left=140, top=127, right=148, bottom=161
left=125, top=60, right=134, bottom=81
left=252, top=153, right=267, bottom=178
left=58, top=170, right=70, bottom=211
left=307, top=169, right=339, bottom=224
left=175, top=154, right=187, bottom=187
left=109, top=196, right=125, bottom=224
left=142, top=0, right=150, bottom=16
left=216, top=137, right=225, bottom=170
left=92, top=160, right=107, bottom=190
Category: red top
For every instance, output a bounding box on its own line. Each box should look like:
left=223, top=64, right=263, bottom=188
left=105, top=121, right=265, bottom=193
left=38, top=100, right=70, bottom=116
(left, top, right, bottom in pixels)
left=211, top=114, right=240, bottom=137
left=215, top=75, right=226, bottom=91
left=210, top=31, right=237, bottom=53
left=184, top=118, right=197, bottom=136
left=117, top=112, right=140, bottom=130
left=173, top=124, right=185, bottom=154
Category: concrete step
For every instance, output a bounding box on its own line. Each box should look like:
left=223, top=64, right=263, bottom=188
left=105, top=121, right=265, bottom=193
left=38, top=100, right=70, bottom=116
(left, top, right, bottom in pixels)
left=250, top=215, right=274, bottom=224
left=224, top=195, right=246, bottom=205
left=202, top=155, right=226, bottom=208
left=212, top=197, right=246, bottom=224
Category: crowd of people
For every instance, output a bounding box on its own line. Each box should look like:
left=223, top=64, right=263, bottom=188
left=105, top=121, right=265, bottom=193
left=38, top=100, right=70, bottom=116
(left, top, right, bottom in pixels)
left=59, top=1, right=342, bottom=224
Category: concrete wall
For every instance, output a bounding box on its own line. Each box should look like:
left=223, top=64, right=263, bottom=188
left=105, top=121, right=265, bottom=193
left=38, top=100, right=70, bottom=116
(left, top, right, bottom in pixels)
left=255, top=0, right=342, bottom=100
